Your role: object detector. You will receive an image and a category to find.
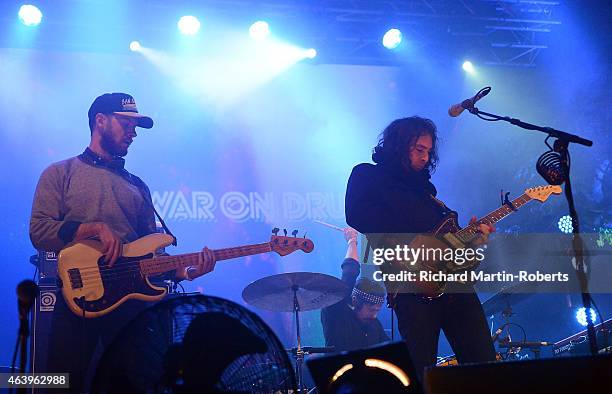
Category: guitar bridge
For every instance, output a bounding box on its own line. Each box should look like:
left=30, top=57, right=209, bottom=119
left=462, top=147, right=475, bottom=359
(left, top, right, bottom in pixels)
left=68, top=268, right=83, bottom=289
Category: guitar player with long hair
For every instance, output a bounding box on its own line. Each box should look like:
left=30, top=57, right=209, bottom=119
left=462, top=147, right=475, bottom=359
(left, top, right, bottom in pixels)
left=29, top=93, right=216, bottom=392
left=345, top=116, right=497, bottom=381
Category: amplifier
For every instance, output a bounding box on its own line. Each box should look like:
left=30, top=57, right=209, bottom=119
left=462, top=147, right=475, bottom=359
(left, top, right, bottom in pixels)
left=30, top=279, right=57, bottom=377
left=553, top=318, right=612, bottom=357
left=31, top=250, right=58, bottom=279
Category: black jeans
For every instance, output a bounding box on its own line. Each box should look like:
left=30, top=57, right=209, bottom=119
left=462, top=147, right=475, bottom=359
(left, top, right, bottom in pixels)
left=393, top=292, right=496, bottom=381
left=45, top=294, right=147, bottom=393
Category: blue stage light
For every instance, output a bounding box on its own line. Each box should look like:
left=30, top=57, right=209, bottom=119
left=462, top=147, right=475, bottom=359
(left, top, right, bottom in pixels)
left=462, top=61, right=475, bottom=74
left=249, top=21, right=270, bottom=41
left=18, top=4, right=43, bottom=27
left=129, top=41, right=141, bottom=51
left=382, top=29, right=402, bottom=49
left=558, top=215, right=573, bottom=234
left=178, top=15, right=201, bottom=36
left=304, top=48, right=317, bottom=59
left=576, top=307, right=596, bottom=327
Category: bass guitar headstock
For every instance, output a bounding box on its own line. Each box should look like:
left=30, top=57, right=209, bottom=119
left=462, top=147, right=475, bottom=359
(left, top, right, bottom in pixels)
left=270, top=228, right=315, bottom=256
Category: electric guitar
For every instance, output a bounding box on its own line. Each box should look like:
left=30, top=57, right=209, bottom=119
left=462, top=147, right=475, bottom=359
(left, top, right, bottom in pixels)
left=57, top=231, right=314, bottom=318
left=396, top=185, right=562, bottom=297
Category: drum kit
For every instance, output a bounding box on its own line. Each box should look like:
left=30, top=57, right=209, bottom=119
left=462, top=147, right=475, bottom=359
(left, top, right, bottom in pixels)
left=240, top=221, right=565, bottom=388
left=242, top=271, right=349, bottom=392
left=242, top=271, right=559, bottom=390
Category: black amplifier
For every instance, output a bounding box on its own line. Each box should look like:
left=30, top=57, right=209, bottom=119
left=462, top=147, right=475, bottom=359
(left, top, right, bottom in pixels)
left=553, top=318, right=612, bottom=357
left=30, top=250, right=58, bottom=279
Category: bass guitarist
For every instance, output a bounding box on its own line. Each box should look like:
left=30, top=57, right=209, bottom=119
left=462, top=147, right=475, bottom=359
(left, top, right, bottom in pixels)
left=29, top=93, right=216, bottom=392
left=345, top=116, right=497, bottom=381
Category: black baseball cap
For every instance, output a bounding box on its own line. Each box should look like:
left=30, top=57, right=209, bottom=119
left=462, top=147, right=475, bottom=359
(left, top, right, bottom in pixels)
left=88, top=93, right=153, bottom=129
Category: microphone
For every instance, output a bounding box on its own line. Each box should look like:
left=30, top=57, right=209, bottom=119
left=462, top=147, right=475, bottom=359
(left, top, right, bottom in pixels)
left=17, top=280, right=39, bottom=319
left=448, top=86, right=492, bottom=117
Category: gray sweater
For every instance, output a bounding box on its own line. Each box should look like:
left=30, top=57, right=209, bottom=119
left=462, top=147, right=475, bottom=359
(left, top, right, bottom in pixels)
left=30, top=154, right=156, bottom=252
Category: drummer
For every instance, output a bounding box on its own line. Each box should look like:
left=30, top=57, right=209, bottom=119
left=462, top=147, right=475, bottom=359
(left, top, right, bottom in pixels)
left=321, top=227, right=389, bottom=352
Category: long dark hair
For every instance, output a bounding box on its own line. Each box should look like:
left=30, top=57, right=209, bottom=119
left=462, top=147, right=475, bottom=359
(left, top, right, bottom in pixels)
left=372, top=116, right=439, bottom=174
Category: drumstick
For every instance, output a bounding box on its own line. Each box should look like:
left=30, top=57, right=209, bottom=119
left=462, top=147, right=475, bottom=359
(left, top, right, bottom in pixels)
left=314, top=220, right=344, bottom=232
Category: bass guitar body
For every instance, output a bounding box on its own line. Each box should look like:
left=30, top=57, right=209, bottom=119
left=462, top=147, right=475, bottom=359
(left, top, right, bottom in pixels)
left=57, top=233, right=175, bottom=318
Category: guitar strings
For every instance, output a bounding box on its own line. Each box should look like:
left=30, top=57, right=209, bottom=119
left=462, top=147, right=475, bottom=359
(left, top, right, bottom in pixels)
left=71, top=245, right=274, bottom=283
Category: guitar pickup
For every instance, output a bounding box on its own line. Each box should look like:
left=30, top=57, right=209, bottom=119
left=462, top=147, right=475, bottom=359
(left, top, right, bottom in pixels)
left=443, top=233, right=465, bottom=250
left=68, top=268, right=83, bottom=289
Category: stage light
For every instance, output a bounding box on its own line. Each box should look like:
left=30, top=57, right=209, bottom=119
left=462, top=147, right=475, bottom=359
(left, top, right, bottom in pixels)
left=178, top=15, right=201, bottom=36
left=331, top=364, right=353, bottom=383
left=462, top=61, right=475, bottom=74
left=249, top=21, right=270, bottom=41
left=558, top=215, right=573, bottom=234
left=382, top=29, right=402, bottom=49
left=18, top=4, right=42, bottom=27
left=364, top=359, right=410, bottom=387
left=129, top=41, right=141, bottom=51
left=307, top=342, right=420, bottom=393
left=304, top=48, right=317, bottom=59
left=576, top=307, right=596, bottom=327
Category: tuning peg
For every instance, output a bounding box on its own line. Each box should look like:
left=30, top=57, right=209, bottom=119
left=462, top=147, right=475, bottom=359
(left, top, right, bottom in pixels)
left=292, top=229, right=298, bottom=237
left=272, top=228, right=279, bottom=235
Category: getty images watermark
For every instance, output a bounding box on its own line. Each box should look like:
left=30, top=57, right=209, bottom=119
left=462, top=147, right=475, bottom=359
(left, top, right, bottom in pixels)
left=369, top=244, right=569, bottom=284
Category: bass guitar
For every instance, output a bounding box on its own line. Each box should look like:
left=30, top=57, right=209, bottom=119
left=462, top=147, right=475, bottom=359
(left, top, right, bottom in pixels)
left=58, top=231, right=314, bottom=317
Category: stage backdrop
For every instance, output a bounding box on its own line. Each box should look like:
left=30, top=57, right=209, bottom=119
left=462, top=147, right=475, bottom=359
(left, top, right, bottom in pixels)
left=0, top=9, right=610, bottom=365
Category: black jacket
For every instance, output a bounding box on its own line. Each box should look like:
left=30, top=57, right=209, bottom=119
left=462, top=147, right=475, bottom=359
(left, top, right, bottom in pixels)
left=320, top=258, right=389, bottom=352
left=345, top=163, right=449, bottom=234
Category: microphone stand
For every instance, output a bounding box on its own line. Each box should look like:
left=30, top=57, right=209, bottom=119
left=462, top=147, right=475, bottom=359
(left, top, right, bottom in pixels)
left=466, top=106, right=599, bottom=355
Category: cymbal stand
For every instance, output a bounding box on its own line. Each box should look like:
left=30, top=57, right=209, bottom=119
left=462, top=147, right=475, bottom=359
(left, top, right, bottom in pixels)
left=292, top=285, right=305, bottom=393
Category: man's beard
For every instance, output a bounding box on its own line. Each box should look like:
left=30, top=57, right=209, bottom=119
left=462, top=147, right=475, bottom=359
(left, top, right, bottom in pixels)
left=100, top=130, right=128, bottom=157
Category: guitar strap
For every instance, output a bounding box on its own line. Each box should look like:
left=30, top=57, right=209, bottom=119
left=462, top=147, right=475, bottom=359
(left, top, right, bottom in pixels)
left=430, top=194, right=453, bottom=215
left=77, top=149, right=178, bottom=246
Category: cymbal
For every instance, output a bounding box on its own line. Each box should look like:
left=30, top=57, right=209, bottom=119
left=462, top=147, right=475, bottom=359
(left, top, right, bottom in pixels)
left=242, top=272, right=348, bottom=312
left=481, top=281, right=537, bottom=317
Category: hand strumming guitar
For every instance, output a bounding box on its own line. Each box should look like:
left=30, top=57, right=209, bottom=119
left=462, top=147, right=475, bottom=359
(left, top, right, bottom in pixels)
left=74, top=222, right=122, bottom=266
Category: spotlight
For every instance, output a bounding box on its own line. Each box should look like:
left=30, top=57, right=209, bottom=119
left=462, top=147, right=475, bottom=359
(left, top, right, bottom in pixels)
left=576, top=307, right=596, bottom=327
left=304, top=48, right=317, bottom=59
left=307, top=342, right=421, bottom=394
left=462, top=61, right=475, bottom=74
left=558, top=215, right=573, bottom=234
left=18, top=4, right=42, bottom=27
left=382, top=29, right=402, bottom=49
left=249, top=21, right=270, bottom=41
left=129, top=41, right=141, bottom=51
left=178, top=15, right=201, bottom=36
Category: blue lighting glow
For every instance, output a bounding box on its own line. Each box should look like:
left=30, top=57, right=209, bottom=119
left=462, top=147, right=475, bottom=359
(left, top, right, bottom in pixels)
left=304, top=48, right=317, bottom=59
left=462, top=61, right=475, bottom=74
left=129, top=41, right=141, bottom=51
left=178, top=15, right=201, bottom=36
left=382, top=29, right=402, bottom=49
left=18, top=4, right=43, bottom=27
left=249, top=21, right=270, bottom=41
left=576, top=307, right=597, bottom=327
left=558, top=215, right=573, bottom=234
